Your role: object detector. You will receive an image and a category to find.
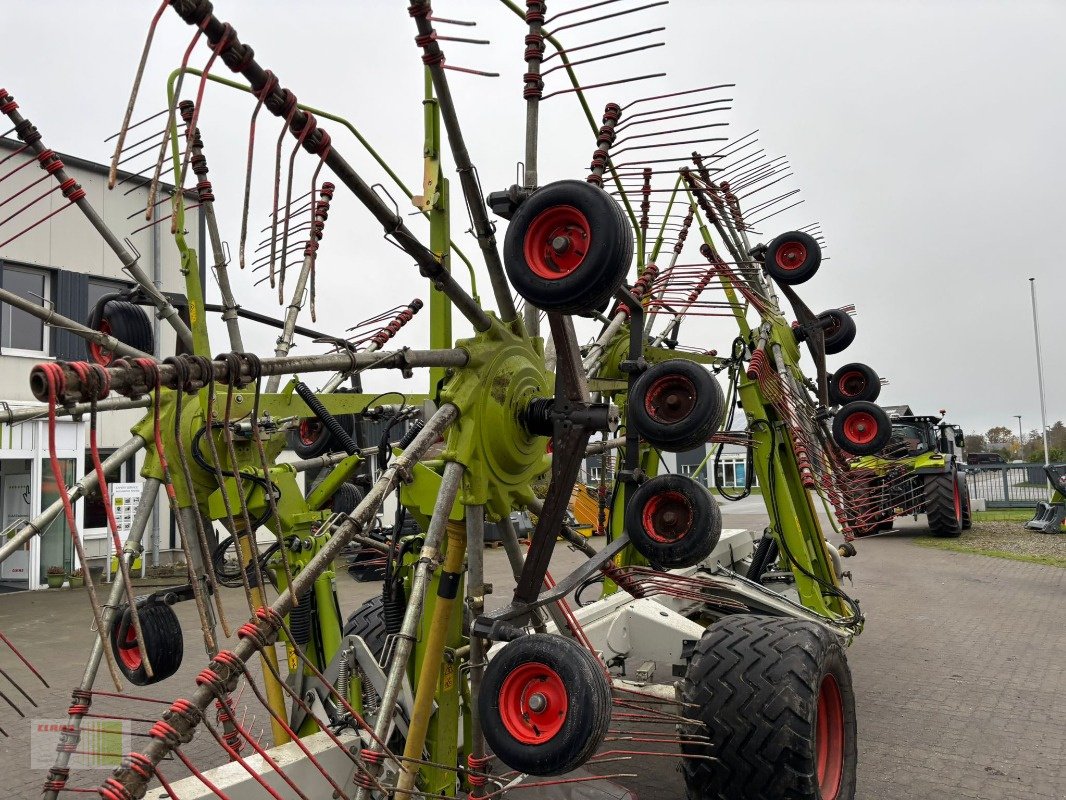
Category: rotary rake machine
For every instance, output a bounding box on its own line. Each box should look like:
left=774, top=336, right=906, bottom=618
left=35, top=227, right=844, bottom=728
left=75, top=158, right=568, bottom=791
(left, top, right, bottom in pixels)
left=0, top=1, right=902, bottom=799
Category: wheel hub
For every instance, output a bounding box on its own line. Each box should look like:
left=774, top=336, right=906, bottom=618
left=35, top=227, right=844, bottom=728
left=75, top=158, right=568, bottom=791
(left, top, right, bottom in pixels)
left=641, top=490, right=693, bottom=543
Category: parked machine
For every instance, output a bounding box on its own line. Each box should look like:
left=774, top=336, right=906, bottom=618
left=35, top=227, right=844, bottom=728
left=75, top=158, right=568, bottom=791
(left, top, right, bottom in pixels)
left=1025, top=464, right=1066, bottom=533
left=844, top=406, right=972, bottom=537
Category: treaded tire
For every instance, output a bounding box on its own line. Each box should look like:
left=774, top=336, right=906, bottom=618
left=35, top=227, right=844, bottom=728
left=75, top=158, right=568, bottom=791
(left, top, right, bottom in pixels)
left=503, top=180, right=632, bottom=314
left=342, top=595, right=388, bottom=660
left=832, top=401, right=891, bottom=456
left=330, top=482, right=365, bottom=515
left=958, top=473, right=972, bottom=530
left=763, top=230, right=821, bottom=285
left=480, top=634, right=611, bottom=776
left=828, top=362, right=880, bottom=406
left=625, top=474, right=722, bottom=568
left=925, top=472, right=962, bottom=537
left=628, top=360, right=725, bottom=452
left=681, top=614, right=857, bottom=800
left=818, top=310, right=857, bottom=355
left=87, top=300, right=154, bottom=365
left=110, top=600, right=184, bottom=686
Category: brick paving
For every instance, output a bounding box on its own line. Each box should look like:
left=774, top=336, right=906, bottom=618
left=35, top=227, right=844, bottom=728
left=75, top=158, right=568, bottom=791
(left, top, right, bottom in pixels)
left=1, top=518, right=1064, bottom=799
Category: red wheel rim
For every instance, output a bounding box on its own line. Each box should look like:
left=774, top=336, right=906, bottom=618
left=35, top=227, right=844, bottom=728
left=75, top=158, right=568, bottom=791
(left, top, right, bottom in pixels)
left=298, top=419, right=322, bottom=446
left=118, top=624, right=142, bottom=671
left=837, top=371, right=866, bottom=400
left=498, top=662, right=568, bottom=745
left=641, top=490, right=693, bottom=544
left=842, top=411, right=878, bottom=446
left=816, top=674, right=845, bottom=799
left=643, top=373, right=697, bottom=425
left=953, top=478, right=961, bottom=523
left=89, top=319, right=114, bottom=366
left=823, top=313, right=842, bottom=338
left=522, top=205, right=591, bottom=280
left=775, top=240, right=808, bottom=272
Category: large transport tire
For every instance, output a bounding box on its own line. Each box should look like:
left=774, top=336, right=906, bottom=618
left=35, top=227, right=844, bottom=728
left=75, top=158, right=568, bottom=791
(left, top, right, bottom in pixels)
left=503, top=179, right=632, bottom=315
left=86, top=299, right=154, bottom=366
left=628, top=359, right=725, bottom=452
left=110, top=600, right=184, bottom=686
left=625, top=474, right=722, bottom=568
left=925, top=472, right=962, bottom=537
left=827, top=362, right=881, bottom=406
left=480, top=634, right=611, bottom=776
left=681, top=614, right=857, bottom=800
left=762, top=230, right=822, bottom=285
left=342, top=595, right=388, bottom=660
left=959, top=474, right=972, bottom=530
left=832, top=401, right=891, bottom=456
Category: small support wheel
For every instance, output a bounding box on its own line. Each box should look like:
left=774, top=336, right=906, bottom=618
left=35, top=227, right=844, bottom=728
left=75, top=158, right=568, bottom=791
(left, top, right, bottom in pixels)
left=503, top=179, right=632, bottom=314
left=762, top=230, right=821, bottom=285
left=286, top=389, right=356, bottom=458
left=330, top=482, right=365, bottom=515
left=828, top=362, right=881, bottom=406
left=110, top=599, right=184, bottom=686
left=832, top=401, right=891, bottom=456
left=817, top=309, right=857, bottom=355
left=625, top=474, right=721, bottom=568
left=86, top=300, right=154, bottom=366
left=479, top=634, right=611, bottom=776
left=628, top=360, right=725, bottom=451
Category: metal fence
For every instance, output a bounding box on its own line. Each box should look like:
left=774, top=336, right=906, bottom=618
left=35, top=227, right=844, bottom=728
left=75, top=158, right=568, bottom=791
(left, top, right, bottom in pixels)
left=964, top=463, right=1062, bottom=508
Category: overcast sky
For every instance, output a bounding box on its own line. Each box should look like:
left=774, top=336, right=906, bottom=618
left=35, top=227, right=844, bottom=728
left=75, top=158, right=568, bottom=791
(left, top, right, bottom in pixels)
left=2, top=0, right=1063, bottom=439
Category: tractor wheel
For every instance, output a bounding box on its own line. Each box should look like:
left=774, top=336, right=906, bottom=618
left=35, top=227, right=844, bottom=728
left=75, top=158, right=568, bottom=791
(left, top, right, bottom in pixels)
left=925, top=472, right=962, bottom=537
left=832, top=401, right=891, bottom=456
left=958, top=473, right=972, bottom=530
left=110, top=600, right=184, bottom=686
left=681, top=614, right=857, bottom=800
left=628, top=359, right=725, bottom=452
left=480, top=634, right=611, bottom=776
left=86, top=300, right=154, bottom=366
left=342, top=595, right=388, bottom=660
left=828, top=363, right=880, bottom=406
left=503, top=179, right=632, bottom=314
left=762, top=230, right=821, bottom=285
left=818, top=309, right=856, bottom=355
left=625, top=474, right=722, bottom=568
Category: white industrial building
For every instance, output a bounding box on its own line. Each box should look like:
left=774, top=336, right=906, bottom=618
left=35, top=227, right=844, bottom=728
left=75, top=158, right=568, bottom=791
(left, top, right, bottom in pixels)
left=0, top=138, right=202, bottom=590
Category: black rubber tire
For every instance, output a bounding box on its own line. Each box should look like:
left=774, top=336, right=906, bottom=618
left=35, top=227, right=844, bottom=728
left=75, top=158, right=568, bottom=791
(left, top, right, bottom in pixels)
left=503, top=179, right=632, bottom=314
left=480, top=634, right=611, bottom=776
left=818, top=309, right=857, bottom=355
left=286, top=390, right=356, bottom=459
left=828, top=363, right=881, bottom=406
left=628, top=360, right=725, bottom=452
left=87, top=300, right=154, bottom=366
left=832, top=401, right=891, bottom=456
left=958, top=473, right=972, bottom=530
left=762, top=230, right=822, bottom=285
left=330, top=482, right=365, bottom=515
left=925, top=472, right=962, bottom=537
left=681, top=614, right=857, bottom=800
left=342, top=595, right=388, bottom=660
left=110, top=600, right=184, bottom=686
left=625, top=474, right=722, bottom=568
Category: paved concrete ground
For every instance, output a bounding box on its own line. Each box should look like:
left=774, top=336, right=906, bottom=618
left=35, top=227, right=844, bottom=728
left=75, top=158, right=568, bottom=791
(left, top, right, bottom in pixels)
left=1, top=513, right=1064, bottom=799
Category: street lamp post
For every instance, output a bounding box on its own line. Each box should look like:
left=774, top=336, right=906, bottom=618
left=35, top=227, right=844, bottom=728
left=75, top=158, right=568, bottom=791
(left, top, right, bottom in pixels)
left=1014, top=414, right=1023, bottom=459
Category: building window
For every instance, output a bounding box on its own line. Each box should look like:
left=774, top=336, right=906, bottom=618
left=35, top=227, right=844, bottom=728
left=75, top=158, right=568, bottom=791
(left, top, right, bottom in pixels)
left=87, top=277, right=127, bottom=316
left=680, top=463, right=707, bottom=486
left=588, top=466, right=602, bottom=483
left=1, top=263, right=49, bottom=355
left=82, top=450, right=137, bottom=532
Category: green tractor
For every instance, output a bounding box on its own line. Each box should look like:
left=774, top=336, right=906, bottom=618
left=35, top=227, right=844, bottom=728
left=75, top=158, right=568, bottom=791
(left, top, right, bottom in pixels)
left=839, top=397, right=971, bottom=538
